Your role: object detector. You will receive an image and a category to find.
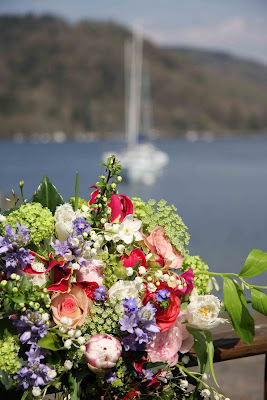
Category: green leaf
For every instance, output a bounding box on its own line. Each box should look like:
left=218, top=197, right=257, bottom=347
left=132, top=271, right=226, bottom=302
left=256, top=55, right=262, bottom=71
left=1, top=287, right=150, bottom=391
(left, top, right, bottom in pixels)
left=20, top=390, right=29, bottom=400
left=18, top=276, right=29, bottom=293
left=0, top=367, right=13, bottom=390
left=32, top=175, right=64, bottom=214
left=223, top=277, right=255, bottom=344
left=0, top=318, right=17, bottom=340
left=188, top=329, right=209, bottom=374
left=10, top=295, right=26, bottom=304
left=68, top=372, right=78, bottom=400
left=143, top=362, right=167, bottom=374
left=74, top=172, right=79, bottom=212
left=251, top=288, right=267, bottom=316
left=239, top=249, right=267, bottom=278
left=204, top=331, right=219, bottom=387
left=38, top=331, right=63, bottom=351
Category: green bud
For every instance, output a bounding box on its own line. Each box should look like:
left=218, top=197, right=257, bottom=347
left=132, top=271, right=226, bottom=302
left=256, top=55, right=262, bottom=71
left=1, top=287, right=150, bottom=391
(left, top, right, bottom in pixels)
left=16, top=275, right=20, bottom=281
left=100, top=218, right=106, bottom=224
left=34, top=303, right=40, bottom=310
left=43, top=288, right=48, bottom=293
left=19, top=180, right=24, bottom=188
left=12, top=287, right=18, bottom=293
left=39, top=308, right=44, bottom=313
left=117, top=176, right=122, bottom=182
left=10, top=273, right=17, bottom=280
left=19, top=303, right=25, bottom=308
left=29, top=301, right=34, bottom=307
left=111, top=183, right=117, bottom=189
left=103, top=196, right=107, bottom=202
left=21, top=307, right=26, bottom=312
left=40, top=293, right=45, bottom=299
left=0, top=280, right=7, bottom=287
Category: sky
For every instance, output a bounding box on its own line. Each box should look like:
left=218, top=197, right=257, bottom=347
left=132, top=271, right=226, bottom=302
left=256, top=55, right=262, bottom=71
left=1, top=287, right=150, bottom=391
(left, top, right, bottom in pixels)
left=0, top=0, right=267, bottom=64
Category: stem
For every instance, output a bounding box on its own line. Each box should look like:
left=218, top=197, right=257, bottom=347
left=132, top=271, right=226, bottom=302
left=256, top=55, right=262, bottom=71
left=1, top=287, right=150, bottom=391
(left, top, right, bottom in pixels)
left=194, top=271, right=267, bottom=290
left=74, top=172, right=79, bottom=211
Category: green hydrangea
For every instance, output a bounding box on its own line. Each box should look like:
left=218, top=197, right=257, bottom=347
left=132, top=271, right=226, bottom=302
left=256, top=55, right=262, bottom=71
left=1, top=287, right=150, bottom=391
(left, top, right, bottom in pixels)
left=69, top=197, right=88, bottom=210
left=0, top=335, right=21, bottom=374
left=4, top=202, right=54, bottom=245
left=132, top=197, right=190, bottom=256
left=181, top=255, right=211, bottom=295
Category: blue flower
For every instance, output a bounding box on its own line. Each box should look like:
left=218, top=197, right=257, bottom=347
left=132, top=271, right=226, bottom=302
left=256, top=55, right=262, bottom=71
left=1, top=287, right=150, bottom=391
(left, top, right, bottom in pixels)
left=122, top=298, right=137, bottom=314
left=94, top=286, right=107, bottom=301
left=155, top=289, right=170, bottom=302
left=106, top=371, right=117, bottom=383
left=73, top=218, right=91, bottom=236
left=119, top=314, right=138, bottom=334
left=142, top=369, right=153, bottom=381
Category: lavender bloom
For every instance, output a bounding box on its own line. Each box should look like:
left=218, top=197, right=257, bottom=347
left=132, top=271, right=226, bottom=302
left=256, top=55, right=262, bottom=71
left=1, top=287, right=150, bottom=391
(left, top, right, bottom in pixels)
left=14, top=311, right=48, bottom=345
left=119, top=314, right=138, bottom=334
left=73, top=218, right=91, bottom=236
left=155, top=289, right=170, bottom=302
left=94, top=286, right=107, bottom=301
left=14, top=361, right=53, bottom=389
left=15, top=223, right=31, bottom=246
left=120, top=299, right=160, bottom=351
left=25, top=344, right=47, bottom=363
left=52, top=239, right=70, bottom=257
left=0, top=224, right=33, bottom=277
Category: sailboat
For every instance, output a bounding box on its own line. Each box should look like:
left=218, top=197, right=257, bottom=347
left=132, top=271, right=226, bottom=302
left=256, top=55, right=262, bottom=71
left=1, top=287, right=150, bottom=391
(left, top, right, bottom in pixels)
left=103, top=29, right=169, bottom=185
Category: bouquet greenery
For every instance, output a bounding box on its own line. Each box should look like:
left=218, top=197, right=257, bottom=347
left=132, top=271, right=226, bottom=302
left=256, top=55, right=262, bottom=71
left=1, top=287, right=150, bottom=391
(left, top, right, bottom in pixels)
left=0, top=156, right=266, bottom=400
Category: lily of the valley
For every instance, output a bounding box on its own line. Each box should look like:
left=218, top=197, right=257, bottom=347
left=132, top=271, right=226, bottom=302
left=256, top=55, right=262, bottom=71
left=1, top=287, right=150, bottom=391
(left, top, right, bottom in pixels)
left=118, top=215, right=142, bottom=244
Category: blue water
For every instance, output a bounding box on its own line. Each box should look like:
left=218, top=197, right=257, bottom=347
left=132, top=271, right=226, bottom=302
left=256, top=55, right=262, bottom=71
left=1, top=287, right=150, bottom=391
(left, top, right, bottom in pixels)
left=0, top=137, right=267, bottom=291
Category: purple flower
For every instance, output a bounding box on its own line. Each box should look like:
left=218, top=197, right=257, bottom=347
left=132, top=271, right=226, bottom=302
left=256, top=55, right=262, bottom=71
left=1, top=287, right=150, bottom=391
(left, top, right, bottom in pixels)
left=155, top=289, right=170, bottom=302
left=52, top=239, right=70, bottom=257
left=73, top=218, right=91, bottom=236
left=25, top=344, right=47, bottom=363
left=14, top=361, right=53, bottom=389
left=0, top=224, right=33, bottom=277
left=94, top=286, right=107, bottom=301
left=14, top=311, right=48, bottom=345
left=120, top=299, right=159, bottom=351
left=119, top=314, right=138, bottom=334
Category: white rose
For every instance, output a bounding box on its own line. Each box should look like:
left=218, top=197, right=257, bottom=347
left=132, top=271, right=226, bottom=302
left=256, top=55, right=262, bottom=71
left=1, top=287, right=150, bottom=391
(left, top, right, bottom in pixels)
left=187, top=295, right=226, bottom=329
left=55, top=221, right=73, bottom=242
left=108, top=280, right=142, bottom=307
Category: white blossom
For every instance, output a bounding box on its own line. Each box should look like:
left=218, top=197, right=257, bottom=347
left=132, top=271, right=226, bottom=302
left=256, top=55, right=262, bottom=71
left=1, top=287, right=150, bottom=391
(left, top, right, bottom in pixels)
left=64, top=339, right=72, bottom=349
left=32, top=387, right=41, bottom=397
left=64, top=360, right=73, bottom=370
left=118, top=215, right=142, bottom=244
left=47, top=370, right=57, bottom=379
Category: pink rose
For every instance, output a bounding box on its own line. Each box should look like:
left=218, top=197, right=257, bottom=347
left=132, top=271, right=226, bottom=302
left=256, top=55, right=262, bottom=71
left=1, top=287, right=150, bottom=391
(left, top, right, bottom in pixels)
left=76, top=261, right=104, bottom=286
left=143, top=226, right=182, bottom=270
left=51, top=285, right=92, bottom=328
left=146, top=312, right=194, bottom=366
left=84, top=334, right=122, bottom=375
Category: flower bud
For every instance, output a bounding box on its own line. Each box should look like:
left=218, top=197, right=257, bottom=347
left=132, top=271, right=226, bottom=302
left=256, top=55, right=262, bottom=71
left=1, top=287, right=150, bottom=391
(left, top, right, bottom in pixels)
left=64, top=360, right=73, bottom=370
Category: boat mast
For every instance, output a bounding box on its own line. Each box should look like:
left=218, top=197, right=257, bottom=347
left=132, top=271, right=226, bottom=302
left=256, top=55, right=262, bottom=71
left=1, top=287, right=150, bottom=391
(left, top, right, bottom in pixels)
left=126, top=29, right=143, bottom=149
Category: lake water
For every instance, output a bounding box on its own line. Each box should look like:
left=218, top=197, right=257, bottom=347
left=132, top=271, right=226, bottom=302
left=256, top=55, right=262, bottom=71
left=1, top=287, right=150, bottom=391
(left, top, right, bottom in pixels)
left=0, top=136, right=267, bottom=292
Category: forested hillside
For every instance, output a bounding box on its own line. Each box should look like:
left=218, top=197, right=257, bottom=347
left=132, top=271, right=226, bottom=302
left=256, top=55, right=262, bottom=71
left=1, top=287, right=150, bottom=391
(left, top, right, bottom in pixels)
left=0, top=14, right=266, bottom=137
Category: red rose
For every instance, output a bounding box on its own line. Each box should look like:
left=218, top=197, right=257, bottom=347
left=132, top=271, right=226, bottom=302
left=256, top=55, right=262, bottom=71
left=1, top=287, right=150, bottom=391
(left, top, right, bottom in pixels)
left=121, top=249, right=146, bottom=269
left=143, top=282, right=181, bottom=332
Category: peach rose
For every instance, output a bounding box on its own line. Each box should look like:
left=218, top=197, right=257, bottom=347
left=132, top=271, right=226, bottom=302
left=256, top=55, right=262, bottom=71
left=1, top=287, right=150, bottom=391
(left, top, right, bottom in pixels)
left=51, top=285, right=92, bottom=328
left=143, top=226, right=182, bottom=269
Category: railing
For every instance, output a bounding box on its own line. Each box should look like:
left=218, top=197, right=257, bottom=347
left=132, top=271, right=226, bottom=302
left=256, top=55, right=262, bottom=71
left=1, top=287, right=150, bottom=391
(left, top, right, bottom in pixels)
left=189, top=311, right=267, bottom=399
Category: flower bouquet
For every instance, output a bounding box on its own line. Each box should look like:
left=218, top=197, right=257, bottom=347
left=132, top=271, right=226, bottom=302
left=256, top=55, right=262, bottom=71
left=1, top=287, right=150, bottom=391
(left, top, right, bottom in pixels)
left=0, top=156, right=266, bottom=400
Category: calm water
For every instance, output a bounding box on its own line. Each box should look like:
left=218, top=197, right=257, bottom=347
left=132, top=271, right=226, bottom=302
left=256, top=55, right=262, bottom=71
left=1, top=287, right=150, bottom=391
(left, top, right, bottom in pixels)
left=0, top=137, right=267, bottom=291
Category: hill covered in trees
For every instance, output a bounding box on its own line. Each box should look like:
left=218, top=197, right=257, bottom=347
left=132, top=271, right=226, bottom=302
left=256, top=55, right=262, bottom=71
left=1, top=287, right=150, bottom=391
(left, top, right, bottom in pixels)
left=0, top=14, right=267, bottom=138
